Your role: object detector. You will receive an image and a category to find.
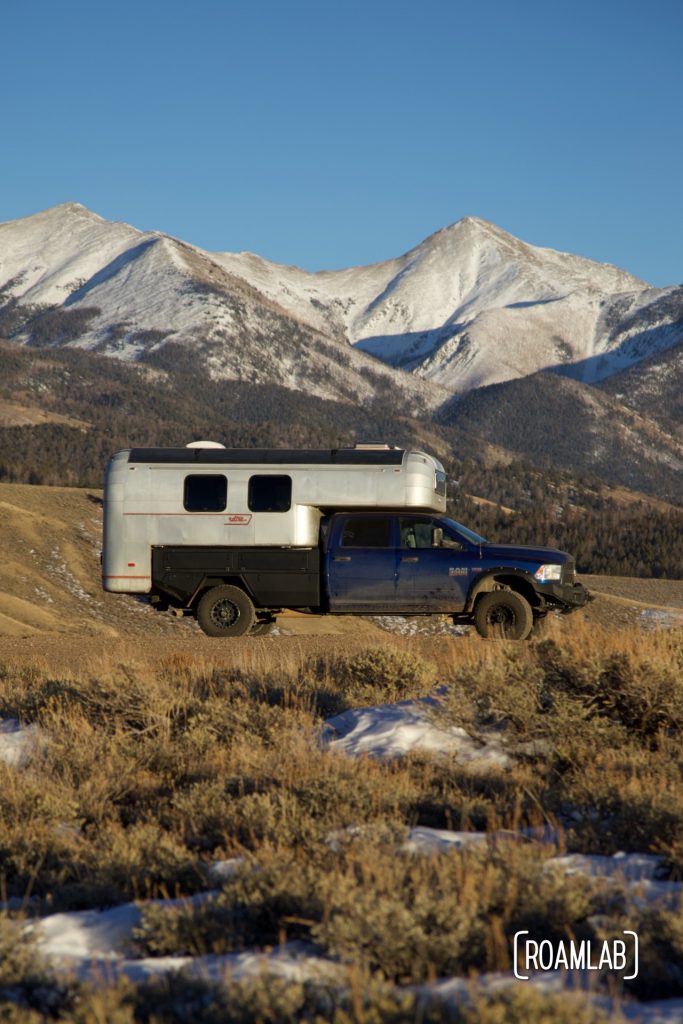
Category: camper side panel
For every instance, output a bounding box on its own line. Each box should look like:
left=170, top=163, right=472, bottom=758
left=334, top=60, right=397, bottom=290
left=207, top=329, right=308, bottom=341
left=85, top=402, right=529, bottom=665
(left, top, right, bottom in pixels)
left=102, top=452, right=153, bottom=594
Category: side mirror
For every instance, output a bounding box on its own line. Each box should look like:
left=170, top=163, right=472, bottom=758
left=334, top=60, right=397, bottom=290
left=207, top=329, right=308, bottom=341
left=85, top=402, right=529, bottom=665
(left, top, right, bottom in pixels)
left=432, top=527, right=443, bottom=547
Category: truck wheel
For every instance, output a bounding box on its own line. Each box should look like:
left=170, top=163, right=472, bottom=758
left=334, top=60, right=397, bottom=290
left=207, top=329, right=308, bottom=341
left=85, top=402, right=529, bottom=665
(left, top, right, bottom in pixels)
left=474, top=591, right=533, bottom=640
left=196, top=585, right=256, bottom=638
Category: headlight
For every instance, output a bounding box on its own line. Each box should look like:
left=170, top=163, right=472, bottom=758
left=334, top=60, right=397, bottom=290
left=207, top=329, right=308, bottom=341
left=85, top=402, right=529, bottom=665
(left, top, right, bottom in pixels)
left=534, top=564, right=563, bottom=582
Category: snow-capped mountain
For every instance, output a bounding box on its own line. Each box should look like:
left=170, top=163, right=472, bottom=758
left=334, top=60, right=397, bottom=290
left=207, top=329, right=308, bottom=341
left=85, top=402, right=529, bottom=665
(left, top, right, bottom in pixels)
left=0, top=204, right=443, bottom=410
left=218, top=217, right=682, bottom=393
left=1, top=203, right=681, bottom=401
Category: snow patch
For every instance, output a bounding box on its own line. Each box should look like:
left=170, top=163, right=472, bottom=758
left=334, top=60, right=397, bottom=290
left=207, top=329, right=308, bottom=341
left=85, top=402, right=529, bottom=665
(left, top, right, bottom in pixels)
left=323, top=695, right=511, bottom=766
left=549, top=852, right=683, bottom=908
left=640, top=608, right=683, bottom=631
left=0, top=718, right=41, bottom=767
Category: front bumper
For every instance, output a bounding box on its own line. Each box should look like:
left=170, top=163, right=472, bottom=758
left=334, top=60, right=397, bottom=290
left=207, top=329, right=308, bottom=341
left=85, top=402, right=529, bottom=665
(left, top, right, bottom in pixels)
left=541, top=581, right=592, bottom=611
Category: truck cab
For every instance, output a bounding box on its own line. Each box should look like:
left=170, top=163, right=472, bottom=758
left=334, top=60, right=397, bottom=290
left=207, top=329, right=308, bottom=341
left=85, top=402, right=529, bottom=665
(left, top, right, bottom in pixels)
left=323, top=511, right=589, bottom=638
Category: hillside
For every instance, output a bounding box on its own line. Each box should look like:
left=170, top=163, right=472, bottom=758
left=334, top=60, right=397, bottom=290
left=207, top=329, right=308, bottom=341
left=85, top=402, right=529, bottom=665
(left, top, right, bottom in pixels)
left=219, top=216, right=677, bottom=394
left=599, top=336, right=683, bottom=429
left=438, top=370, right=683, bottom=503
left=0, top=482, right=170, bottom=638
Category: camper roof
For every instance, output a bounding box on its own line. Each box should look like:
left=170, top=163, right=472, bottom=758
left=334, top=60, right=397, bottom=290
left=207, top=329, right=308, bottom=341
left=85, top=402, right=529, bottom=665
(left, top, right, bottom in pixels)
left=126, top=447, right=407, bottom=466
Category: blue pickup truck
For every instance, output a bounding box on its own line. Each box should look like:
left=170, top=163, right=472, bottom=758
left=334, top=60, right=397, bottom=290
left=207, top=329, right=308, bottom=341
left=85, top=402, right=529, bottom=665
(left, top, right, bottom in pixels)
left=153, top=509, right=590, bottom=640
left=319, top=510, right=588, bottom=639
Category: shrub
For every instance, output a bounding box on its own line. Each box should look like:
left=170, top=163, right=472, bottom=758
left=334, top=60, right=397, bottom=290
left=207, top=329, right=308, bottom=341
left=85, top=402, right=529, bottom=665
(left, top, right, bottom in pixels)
left=320, top=648, right=436, bottom=709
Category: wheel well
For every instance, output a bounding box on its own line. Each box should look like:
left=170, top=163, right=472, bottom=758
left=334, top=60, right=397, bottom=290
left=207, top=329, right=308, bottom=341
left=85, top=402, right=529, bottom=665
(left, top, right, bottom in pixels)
left=467, top=573, right=540, bottom=612
left=190, top=576, right=253, bottom=610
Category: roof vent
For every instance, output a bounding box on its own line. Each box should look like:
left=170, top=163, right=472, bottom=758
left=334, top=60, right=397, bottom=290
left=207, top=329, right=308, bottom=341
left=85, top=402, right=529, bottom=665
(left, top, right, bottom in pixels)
left=352, top=442, right=398, bottom=450
left=185, top=440, right=226, bottom=449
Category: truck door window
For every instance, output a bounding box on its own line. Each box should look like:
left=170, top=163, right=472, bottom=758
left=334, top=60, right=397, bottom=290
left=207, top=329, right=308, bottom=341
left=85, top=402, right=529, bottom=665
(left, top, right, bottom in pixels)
left=184, top=474, right=228, bottom=512
left=399, top=518, right=434, bottom=549
left=341, top=517, right=392, bottom=547
left=400, top=517, right=466, bottom=550
left=248, top=475, right=292, bottom=512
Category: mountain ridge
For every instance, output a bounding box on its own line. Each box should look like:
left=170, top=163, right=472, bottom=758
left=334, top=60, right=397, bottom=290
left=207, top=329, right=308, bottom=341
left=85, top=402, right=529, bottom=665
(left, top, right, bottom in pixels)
left=1, top=203, right=681, bottom=408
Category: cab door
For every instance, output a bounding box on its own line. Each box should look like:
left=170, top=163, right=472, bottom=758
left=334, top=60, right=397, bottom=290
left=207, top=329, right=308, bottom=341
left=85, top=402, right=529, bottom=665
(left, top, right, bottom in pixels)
left=395, top=516, right=474, bottom=611
left=327, top=515, right=398, bottom=610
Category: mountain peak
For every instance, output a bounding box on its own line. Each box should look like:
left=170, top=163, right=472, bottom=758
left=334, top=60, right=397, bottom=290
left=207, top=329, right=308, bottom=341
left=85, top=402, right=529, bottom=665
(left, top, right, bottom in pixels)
left=43, top=201, right=104, bottom=221
left=415, top=216, right=519, bottom=257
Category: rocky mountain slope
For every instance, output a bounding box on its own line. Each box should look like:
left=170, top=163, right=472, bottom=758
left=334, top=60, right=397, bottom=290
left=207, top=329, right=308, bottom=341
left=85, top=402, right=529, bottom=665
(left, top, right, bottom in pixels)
left=439, top=371, right=683, bottom=503
left=218, top=216, right=680, bottom=392
left=1, top=204, right=682, bottom=402
left=598, top=336, right=683, bottom=430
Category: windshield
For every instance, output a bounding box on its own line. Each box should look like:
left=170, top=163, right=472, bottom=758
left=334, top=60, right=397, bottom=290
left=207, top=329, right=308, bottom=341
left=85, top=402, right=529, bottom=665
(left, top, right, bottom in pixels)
left=440, top=515, right=488, bottom=546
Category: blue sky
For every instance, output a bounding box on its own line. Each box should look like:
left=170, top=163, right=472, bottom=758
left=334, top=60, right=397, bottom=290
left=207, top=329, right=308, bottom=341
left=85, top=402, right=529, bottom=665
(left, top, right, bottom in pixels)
left=2, top=0, right=681, bottom=285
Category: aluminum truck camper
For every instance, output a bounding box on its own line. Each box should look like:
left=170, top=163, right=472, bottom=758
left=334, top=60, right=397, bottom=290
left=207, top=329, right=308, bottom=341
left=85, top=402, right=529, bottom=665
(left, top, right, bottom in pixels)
left=103, top=442, right=447, bottom=633
left=103, top=441, right=589, bottom=639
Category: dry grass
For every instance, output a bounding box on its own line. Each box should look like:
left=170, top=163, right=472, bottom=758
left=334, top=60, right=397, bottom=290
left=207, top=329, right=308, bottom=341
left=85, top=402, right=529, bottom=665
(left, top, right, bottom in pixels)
left=0, top=625, right=681, bottom=1019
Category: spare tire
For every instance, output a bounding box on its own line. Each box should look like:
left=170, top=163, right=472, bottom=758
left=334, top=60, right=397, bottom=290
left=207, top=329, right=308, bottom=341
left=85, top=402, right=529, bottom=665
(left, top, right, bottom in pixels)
left=474, top=591, right=533, bottom=640
left=196, top=585, right=256, bottom=637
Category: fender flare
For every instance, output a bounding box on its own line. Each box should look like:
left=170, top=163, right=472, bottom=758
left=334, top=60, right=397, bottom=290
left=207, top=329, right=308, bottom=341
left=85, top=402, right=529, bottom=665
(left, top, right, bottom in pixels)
left=188, top=574, right=257, bottom=609
left=465, top=569, right=542, bottom=613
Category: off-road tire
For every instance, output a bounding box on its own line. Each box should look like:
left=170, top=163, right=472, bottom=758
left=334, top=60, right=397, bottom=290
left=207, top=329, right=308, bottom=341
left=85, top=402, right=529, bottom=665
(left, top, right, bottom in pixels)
left=474, top=590, right=533, bottom=640
left=196, top=585, right=256, bottom=638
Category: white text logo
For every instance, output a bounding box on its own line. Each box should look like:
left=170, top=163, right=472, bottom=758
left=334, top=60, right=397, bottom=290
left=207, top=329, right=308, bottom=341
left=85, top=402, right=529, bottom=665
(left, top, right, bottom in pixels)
left=513, top=931, right=638, bottom=981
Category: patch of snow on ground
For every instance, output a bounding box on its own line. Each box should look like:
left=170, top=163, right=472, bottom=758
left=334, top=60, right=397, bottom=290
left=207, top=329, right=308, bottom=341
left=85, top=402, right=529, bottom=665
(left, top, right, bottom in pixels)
left=205, top=856, right=245, bottom=883
left=640, top=609, right=683, bottom=631
left=0, top=718, right=41, bottom=767
left=48, top=546, right=102, bottom=609
left=323, top=696, right=511, bottom=766
left=369, top=615, right=470, bottom=637
left=550, top=852, right=683, bottom=908
left=99, top=942, right=344, bottom=987
left=34, top=900, right=150, bottom=962
left=553, top=852, right=665, bottom=882
left=620, top=998, right=683, bottom=1022
left=415, top=971, right=683, bottom=1023
left=30, top=894, right=342, bottom=986
left=403, top=827, right=508, bottom=854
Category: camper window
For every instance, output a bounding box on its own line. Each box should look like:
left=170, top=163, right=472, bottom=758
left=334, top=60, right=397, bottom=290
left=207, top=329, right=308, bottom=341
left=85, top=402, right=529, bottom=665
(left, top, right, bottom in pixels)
left=248, top=475, right=292, bottom=513
left=183, top=474, right=228, bottom=512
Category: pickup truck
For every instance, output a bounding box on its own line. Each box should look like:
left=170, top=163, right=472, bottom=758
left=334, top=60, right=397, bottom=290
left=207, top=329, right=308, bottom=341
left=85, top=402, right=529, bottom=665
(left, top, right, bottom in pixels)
left=155, top=509, right=590, bottom=640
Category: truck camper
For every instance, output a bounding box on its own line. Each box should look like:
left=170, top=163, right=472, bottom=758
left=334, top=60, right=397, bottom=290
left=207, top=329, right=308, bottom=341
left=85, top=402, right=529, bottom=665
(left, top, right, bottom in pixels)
left=102, top=442, right=588, bottom=639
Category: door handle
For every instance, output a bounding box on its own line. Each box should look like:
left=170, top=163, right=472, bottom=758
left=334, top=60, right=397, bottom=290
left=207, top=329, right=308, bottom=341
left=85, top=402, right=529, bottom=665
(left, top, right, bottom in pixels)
left=333, top=555, right=352, bottom=562
left=400, top=556, right=419, bottom=563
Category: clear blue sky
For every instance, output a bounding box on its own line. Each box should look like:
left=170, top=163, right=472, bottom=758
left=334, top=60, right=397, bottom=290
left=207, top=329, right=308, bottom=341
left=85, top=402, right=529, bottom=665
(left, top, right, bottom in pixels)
left=2, top=0, right=681, bottom=285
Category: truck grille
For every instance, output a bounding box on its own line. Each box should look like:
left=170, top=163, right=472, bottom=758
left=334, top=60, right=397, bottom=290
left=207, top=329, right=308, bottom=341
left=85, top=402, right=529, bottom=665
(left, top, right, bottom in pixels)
left=562, top=560, right=576, bottom=585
